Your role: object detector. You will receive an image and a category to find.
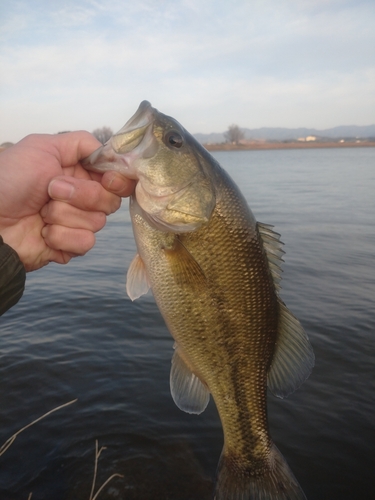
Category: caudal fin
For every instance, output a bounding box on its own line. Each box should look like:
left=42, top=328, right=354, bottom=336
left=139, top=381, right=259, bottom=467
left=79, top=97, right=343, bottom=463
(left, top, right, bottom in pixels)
left=214, top=444, right=307, bottom=500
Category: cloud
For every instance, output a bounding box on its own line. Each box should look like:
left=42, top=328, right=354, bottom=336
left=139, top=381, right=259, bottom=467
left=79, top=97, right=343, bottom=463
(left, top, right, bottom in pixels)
left=0, top=0, right=374, bottom=142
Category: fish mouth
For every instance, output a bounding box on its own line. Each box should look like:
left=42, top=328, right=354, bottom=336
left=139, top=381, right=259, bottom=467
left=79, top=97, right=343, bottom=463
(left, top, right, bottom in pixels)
left=82, top=100, right=156, bottom=178
left=111, top=100, right=154, bottom=154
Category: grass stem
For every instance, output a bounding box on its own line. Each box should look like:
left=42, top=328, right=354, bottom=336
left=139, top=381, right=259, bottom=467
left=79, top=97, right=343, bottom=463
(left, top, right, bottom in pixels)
left=0, top=399, right=78, bottom=457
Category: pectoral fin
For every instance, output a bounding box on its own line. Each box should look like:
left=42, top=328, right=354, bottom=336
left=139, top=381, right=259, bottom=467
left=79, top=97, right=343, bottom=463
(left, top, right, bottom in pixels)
left=267, top=300, right=315, bottom=398
left=163, top=238, right=207, bottom=290
left=126, top=253, right=150, bottom=301
left=170, top=344, right=210, bottom=415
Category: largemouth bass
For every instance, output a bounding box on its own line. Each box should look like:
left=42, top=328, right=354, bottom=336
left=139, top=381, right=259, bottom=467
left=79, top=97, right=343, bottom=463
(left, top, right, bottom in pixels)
left=83, top=101, right=314, bottom=500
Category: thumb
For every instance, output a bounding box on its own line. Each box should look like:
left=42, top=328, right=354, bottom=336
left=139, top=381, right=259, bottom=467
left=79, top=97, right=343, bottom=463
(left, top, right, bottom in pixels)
left=101, top=171, right=136, bottom=198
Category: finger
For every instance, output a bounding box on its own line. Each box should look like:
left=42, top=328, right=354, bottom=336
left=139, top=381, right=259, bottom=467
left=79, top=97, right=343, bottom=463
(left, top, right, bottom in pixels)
left=39, top=249, right=75, bottom=267
left=48, top=177, right=121, bottom=215
left=41, top=201, right=107, bottom=233
left=101, top=171, right=136, bottom=198
left=41, top=224, right=96, bottom=255
left=50, top=131, right=102, bottom=167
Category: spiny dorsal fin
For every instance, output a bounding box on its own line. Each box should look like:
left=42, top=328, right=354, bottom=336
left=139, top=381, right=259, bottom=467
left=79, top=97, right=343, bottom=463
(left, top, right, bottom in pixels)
left=126, top=253, right=150, bottom=301
left=257, top=222, right=284, bottom=292
left=170, top=343, right=210, bottom=415
left=268, top=300, right=315, bottom=398
left=257, top=222, right=314, bottom=397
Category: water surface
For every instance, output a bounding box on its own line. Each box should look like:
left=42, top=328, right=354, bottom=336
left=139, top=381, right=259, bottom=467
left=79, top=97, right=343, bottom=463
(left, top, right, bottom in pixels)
left=1, top=147, right=374, bottom=499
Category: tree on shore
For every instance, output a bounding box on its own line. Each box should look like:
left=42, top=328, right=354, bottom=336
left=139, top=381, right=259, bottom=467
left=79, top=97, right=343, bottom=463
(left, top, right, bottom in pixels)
left=224, top=124, right=245, bottom=145
left=92, top=127, right=113, bottom=144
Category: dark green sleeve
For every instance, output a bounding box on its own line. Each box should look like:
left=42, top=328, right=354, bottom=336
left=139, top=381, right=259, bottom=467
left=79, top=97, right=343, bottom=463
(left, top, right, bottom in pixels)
left=0, top=235, right=26, bottom=316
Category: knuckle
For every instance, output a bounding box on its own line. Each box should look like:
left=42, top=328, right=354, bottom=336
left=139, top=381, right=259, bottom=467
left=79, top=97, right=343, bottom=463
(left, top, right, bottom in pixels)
left=80, top=232, right=96, bottom=253
left=42, top=201, right=58, bottom=223
left=93, top=211, right=107, bottom=230
left=106, top=195, right=121, bottom=215
left=44, top=225, right=96, bottom=255
left=43, top=224, right=59, bottom=248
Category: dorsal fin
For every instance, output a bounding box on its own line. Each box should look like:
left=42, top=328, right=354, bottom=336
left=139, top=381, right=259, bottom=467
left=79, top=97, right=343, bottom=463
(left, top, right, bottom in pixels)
left=268, top=300, right=315, bottom=398
left=257, top=222, right=284, bottom=292
left=257, top=222, right=314, bottom=397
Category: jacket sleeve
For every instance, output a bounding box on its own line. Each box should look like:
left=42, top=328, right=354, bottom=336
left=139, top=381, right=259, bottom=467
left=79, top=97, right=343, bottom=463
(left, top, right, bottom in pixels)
left=0, top=235, right=26, bottom=316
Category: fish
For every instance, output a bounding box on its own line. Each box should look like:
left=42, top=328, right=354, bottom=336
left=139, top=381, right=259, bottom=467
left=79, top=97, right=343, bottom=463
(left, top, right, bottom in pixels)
left=83, top=101, right=315, bottom=500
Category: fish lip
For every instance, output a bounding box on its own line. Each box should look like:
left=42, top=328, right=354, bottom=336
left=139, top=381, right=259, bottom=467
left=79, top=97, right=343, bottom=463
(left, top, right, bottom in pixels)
left=81, top=143, right=135, bottom=176
left=110, top=101, right=155, bottom=154
left=119, top=100, right=153, bottom=135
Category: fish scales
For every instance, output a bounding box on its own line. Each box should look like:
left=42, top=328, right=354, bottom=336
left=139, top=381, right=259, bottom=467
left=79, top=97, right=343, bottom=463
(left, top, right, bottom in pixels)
left=83, top=101, right=314, bottom=500
left=133, top=171, right=277, bottom=463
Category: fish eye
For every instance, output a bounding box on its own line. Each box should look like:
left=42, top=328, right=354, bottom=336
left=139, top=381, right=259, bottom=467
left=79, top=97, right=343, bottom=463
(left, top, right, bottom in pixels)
left=165, top=130, right=184, bottom=149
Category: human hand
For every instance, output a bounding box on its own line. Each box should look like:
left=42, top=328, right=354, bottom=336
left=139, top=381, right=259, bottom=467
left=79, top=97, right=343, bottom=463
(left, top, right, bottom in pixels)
left=0, top=132, right=135, bottom=272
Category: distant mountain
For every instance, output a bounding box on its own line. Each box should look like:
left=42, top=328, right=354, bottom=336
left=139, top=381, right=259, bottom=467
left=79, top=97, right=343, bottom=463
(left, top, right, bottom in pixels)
left=194, top=125, right=375, bottom=144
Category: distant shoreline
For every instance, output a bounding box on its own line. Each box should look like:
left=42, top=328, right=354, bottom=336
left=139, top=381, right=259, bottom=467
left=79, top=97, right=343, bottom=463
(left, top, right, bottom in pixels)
left=204, top=141, right=375, bottom=152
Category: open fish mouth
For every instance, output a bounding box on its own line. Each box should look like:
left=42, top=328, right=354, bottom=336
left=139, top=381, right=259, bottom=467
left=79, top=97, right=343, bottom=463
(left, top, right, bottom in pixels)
left=82, top=101, right=156, bottom=178
left=111, top=100, right=154, bottom=154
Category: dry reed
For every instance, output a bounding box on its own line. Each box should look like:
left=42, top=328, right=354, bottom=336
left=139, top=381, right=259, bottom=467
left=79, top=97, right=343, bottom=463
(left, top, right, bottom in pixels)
left=0, top=399, right=124, bottom=499
left=89, top=440, right=124, bottom=500
left=0, top=399, right=78, bottom=457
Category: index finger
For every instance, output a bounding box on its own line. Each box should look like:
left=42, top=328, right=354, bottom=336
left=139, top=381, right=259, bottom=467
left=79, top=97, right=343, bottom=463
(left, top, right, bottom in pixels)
left=49, top=131, right=102, bottom=167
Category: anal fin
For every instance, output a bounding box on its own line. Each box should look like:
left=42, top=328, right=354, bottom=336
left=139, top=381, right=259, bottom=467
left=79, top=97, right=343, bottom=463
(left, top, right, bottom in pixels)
left=170, top=344, right=210, bottom=415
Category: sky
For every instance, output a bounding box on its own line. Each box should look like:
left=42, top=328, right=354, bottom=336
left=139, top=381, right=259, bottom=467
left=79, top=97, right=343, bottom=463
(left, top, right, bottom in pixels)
left=1, top=0, right=375, bottom=143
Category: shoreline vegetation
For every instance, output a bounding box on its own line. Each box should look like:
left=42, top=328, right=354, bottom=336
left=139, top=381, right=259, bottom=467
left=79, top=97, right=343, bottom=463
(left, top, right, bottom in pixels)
left=2, top=137, right=374, bottom=154
left=203, top=140, right=375, bottom=152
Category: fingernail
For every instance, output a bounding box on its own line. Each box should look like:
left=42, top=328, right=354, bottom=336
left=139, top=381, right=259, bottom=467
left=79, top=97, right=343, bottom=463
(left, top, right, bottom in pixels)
left=48, top=179, right=75, bottom=201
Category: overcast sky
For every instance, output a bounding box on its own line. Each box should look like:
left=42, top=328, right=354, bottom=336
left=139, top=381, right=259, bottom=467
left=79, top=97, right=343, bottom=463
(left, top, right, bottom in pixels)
left=1, top=0, right=374, bottom=143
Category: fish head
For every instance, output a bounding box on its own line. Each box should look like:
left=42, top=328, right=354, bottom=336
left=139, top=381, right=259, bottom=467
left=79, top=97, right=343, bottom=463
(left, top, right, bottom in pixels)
left=83, top=101, right=216, bottom=232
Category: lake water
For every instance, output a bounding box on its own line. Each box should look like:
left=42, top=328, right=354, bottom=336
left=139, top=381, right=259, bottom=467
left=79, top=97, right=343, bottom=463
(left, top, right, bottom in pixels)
left=0, top=147, right=374, bottom=500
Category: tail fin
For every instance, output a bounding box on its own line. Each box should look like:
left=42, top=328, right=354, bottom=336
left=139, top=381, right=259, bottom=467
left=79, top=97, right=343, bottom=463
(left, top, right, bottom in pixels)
left=214, top=443, right=307, bottom=500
